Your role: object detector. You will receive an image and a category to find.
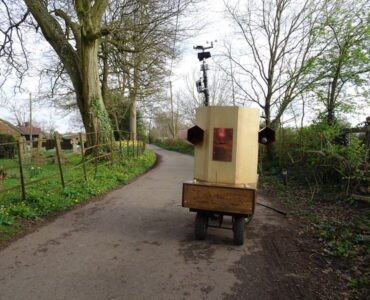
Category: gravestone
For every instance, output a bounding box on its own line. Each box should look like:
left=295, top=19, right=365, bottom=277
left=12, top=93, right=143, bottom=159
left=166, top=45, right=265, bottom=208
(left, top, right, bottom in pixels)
left=52, top=133, right=67, bottom=164
left=31, top=133, right=46, bottom=165
left=71, top=138, right=79, bottom=154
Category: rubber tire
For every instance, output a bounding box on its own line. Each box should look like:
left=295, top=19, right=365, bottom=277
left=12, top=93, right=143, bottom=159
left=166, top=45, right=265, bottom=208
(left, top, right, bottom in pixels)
left=194, top=213, right=208, bottom=240
left=233, top=217, right=246, bottom=245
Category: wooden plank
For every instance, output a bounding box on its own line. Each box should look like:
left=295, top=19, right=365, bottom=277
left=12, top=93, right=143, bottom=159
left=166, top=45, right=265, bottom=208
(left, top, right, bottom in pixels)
left=182, top=182, right=255, bottom=215
left=185, top=180, right=257, bottom=189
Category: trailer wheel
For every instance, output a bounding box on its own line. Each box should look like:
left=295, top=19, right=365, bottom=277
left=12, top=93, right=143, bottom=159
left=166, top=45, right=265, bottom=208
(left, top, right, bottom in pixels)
left=194, top=213, right=208, bottom=240
left=233, top=217, right=245, bottom=245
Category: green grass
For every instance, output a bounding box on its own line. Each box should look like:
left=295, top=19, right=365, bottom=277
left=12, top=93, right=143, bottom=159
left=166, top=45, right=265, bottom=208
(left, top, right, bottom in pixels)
left=0, top=149, right=156, bottom=241
left=152, top=139, right=194, bottom=155
left=0, top=224, right=20, bottom=241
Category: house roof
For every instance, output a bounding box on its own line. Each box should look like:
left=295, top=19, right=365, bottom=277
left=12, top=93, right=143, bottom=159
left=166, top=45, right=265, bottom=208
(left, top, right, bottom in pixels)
left=0, top=119, right=22, bottom=134
left=62, top=134, right=78, bottom=139
left=0, top=119, right=41, bottom=136
left=17, top=126, right=41, bottom=135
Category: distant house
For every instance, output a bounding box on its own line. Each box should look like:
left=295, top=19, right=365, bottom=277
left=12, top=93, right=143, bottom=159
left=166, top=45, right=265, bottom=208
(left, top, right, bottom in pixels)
left=17, top=122, right=41, bottom=140
left=0, top=119, right=41, bottom=140
left=0, top=119, right=21, bottom=137
left=62, top=134, right=78, bottom=140
left=178, top=129, right=188, bottom=141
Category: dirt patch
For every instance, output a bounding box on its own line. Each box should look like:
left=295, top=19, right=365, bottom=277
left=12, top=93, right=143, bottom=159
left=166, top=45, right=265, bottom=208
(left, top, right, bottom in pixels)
left=224, top=220, right=348, bottom=299
left=226, top=184, right=369, bottom=300
left=179, top=233, right=217, bottom=264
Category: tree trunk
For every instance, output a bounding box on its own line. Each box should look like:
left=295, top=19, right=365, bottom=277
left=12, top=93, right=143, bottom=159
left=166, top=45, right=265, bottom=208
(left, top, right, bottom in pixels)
left=112, top=113, right=122, bottom=140
left=129, top=61, right=139, bottom=141
left=326, top=56, right=343, bottom=125
left=264, top=104, right=271, bottom=128
left=264, top=103, right=275, bottom=162
left=130, top=99, right=137, bottom=141
left=23, top=0, right=111, bottom=149
left=80, top=39, right=111, bottom=147
left=101, top=45, right=109, bottom=106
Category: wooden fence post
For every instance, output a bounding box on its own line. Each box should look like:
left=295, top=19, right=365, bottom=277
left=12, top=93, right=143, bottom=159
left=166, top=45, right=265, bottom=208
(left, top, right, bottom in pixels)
left=79, top=133, right=87, bottom=181
left=366, top=116, right=370, bottom=148
left=119, top=137, right=123, bottom=161
left=17, top=138, right=26, bottom=201
left=127, top=140, right=129, bottom=157
left=110, top=131, right=114, bottom=165
left=136, top=139, right=139, bottom=157
left=54, top=132, right=65, bottom=188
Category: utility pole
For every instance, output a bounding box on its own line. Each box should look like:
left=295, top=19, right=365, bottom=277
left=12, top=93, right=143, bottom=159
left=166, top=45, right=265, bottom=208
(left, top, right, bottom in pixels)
left=29, top=92, right=33, bottom=144
left=169, top=81, right=176, bottom=138
left=168, top=1, right=180, bottom=139
left=229, top=57, right=236, bottom=106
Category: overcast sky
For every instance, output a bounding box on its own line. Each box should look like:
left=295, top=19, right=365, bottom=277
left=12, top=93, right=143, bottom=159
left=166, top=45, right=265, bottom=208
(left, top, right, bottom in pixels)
left=0, top=0, right=230, bottom=133
left=0, top=0, right=368, bottom=132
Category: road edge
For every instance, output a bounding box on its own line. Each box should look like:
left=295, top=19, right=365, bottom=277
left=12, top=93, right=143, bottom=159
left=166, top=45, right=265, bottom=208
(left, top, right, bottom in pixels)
left=0, top=150, right=161, bottom=252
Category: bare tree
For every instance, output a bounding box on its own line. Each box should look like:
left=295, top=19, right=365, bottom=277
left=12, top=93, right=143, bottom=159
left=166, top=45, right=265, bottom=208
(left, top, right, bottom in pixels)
left=38, top=117, right=56, bottom=137
left=6, top=101, right=28, bottom=126
left=177, top=66, right=233, bottom=124
left=224, top=0, right=323, bottom=128
left=97, top=0, right=196, bottom=140
left=0, top=0, right=114, bottom=146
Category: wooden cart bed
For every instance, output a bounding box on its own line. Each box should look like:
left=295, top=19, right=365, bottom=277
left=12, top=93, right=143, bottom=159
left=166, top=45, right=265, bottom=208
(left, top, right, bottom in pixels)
left=182, top=181, right=256, bottom=215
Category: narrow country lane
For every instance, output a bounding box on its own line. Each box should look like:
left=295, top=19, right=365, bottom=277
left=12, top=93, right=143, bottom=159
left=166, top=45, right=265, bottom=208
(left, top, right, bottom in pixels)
left=0, top=145, right=315, bottom=300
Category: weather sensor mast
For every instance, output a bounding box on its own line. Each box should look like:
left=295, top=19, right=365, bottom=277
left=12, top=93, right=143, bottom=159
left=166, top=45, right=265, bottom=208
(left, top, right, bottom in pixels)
left=193, top=41, right=214, bottom=107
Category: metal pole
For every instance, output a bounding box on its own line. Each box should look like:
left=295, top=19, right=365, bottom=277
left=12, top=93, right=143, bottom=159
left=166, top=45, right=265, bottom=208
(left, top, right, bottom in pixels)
left=203, top=60, right=209, bottom=107
left=169, top=81, right=176, bottom=138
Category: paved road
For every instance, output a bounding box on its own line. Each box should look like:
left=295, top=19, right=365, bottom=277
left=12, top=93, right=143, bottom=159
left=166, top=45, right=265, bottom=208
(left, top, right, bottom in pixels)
left=0, top=145, right=312, bottom=300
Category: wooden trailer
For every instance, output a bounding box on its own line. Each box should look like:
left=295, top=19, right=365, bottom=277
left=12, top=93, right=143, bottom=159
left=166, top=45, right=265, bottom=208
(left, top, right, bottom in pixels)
left=182, top=106, right=274, bottom=245
left=182, top=180, right=256, bottom=245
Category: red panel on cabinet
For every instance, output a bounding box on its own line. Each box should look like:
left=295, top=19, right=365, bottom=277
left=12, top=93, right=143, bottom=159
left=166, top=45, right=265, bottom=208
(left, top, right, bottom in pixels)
left=213, top=128, right=233, bottom=161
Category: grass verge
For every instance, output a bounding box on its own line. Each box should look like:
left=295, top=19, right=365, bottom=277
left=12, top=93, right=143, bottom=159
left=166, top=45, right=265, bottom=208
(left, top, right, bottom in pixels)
left=0, top=149, right=156, bottom=242
left=152, top=139, right=194, bottom=155
left=259, top=174, right=370, bottom=297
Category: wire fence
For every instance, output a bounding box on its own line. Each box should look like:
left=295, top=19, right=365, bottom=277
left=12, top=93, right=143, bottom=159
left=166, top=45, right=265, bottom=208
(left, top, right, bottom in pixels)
left=0, top=130, right=146, bottom=201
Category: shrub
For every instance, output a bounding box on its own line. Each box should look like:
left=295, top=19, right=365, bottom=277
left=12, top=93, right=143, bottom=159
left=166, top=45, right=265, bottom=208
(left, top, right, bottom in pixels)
left=265, top=123, right=367, bottom=195
left=153, top=139, right=194, bottom=155
left=0, top=134, right=17, bottom=159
